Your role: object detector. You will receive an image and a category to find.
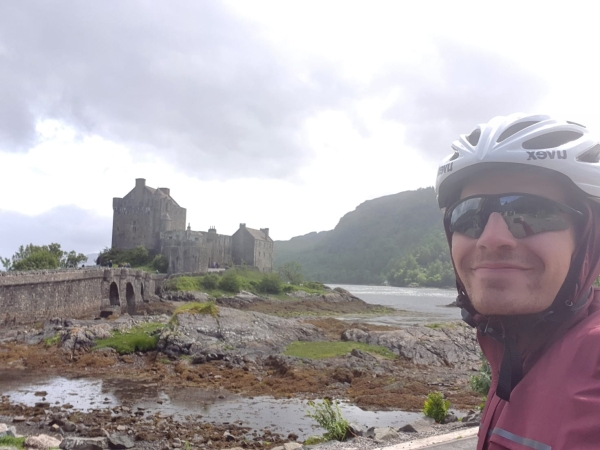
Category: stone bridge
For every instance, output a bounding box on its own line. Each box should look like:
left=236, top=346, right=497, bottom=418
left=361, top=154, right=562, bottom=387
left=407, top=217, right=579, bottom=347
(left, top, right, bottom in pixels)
left=0, top=268, right=166, bottom=325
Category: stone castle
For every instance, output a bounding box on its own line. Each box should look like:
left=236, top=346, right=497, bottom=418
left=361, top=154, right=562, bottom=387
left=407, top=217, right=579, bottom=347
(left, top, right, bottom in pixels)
left=112, top=178, right=273, bottom=274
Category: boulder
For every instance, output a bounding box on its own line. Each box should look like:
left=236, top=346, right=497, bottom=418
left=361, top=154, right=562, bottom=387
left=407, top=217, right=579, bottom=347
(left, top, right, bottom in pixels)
left=59, top=437, right=108, bottom=450
left=342, top=323, right=478, bottom=367
left=24, top=434, right=62, bottom=449
left=107, top=434, right=135, bottom=449
left=366, top=427, right=399, bottom=442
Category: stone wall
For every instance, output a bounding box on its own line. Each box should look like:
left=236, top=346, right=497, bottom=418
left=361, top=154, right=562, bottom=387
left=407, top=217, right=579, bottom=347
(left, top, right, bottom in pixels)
left=160, top=230, right=210, bottom=274
left=0, top=268, right=166, bottom=325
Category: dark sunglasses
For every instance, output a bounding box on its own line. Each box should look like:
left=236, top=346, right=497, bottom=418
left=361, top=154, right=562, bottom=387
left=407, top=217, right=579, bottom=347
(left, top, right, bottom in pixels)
left=444, top=193, right=583, bottom=239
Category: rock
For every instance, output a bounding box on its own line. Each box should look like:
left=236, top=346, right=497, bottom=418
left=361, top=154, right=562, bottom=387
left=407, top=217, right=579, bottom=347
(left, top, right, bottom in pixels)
left=0, top=424, right=17, bottom=438
left=25, top=434, right=62, bottom=449
left=366, top=427, right=399, bottom=442
left=347, top=422, right=366, bottom=437
left=34, top=391, right=48, bottom=397
left=159, top=307, right=323, bottom=357
left=62, top=421, right=77, bottom=432
left=116, top=425, right=127, bottom=432
left=107, top=434, right=135, bottom=449
left=283, top=443, right=303, bottom=450
left=404, top=418, right=435, bottom=433
left=223, top=431, right=235, bottom=441
left=12, top=416, right=26, bottom=422
left=59, top=436, right=108, bottom=450
left=443, top=414, right=458, bottom=424
left=342, top=323, right=478, bottom=367
left=287, top=433, right=298, bottom=441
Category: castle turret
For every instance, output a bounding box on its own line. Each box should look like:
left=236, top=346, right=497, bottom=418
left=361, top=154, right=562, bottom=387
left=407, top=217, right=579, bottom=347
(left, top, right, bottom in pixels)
left=136, top=178, right=146, bottom=188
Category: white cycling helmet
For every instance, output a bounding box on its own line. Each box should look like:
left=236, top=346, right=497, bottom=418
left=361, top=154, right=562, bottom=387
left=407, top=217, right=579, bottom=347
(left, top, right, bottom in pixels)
left=436, top=113, right=600, bottom=209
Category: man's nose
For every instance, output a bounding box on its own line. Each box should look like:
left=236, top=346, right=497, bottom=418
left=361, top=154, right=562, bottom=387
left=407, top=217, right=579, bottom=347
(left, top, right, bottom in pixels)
left=476, top=212, right=518, bottom=250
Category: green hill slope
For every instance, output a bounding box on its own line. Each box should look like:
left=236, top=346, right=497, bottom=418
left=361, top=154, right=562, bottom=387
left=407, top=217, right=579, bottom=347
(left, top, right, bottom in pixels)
left=274, top=187, right=451, bottom=285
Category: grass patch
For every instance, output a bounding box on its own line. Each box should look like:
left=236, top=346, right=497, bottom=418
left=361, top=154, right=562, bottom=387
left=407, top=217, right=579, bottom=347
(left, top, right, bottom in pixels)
left=44, top=333, right=61, bottom=347
left=94, top=323, right=164, bottom=355
left=169, top=302, right=219, bottom=326
left=303, top=436, right=330, bottom=445
left=163, top=276, right=202, bottom=292
left=284, top=341, right=396, bottom=360
left=0, top=436, right=26, bottom=449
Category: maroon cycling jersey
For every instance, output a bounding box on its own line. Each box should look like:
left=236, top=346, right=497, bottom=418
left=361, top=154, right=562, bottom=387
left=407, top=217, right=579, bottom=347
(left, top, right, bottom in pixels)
left=477, top=288, right=600, bottom=449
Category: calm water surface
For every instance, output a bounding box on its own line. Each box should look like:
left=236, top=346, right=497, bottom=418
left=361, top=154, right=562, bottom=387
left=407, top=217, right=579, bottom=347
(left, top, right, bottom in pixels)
left=329, top=284, right=460, bottom=326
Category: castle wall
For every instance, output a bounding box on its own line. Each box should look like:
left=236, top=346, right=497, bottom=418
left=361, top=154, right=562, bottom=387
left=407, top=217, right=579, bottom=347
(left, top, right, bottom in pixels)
left=205, top=232, right=232, bottom=267
left=160, top=231, right=210, bottom=274
left=232, top=228, right=255, bottom=267
left=253, top=239, right=274, bottom=273
left=0, top=268, right=164, bottom=325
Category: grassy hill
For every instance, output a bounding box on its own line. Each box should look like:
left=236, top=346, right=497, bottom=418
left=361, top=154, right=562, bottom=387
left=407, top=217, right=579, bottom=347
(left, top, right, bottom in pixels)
left=274, top=187, right=449, bottom=285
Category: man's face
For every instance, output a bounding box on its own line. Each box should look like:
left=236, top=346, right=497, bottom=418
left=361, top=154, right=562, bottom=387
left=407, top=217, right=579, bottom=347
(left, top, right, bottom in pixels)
left=451, top=169, right=577, bottom=316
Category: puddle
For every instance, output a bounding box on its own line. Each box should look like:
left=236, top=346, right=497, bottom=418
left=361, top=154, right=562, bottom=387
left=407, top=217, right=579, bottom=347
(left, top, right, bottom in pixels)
left=0, top=370, right=421, bottom=439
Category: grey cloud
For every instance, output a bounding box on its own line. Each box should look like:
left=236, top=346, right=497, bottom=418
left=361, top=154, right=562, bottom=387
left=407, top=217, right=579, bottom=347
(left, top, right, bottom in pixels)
left=381, top=42, right=548, bottom=163
left=0, top=206, right=111, bottom=259
left=0, top=1, right=355, bottom=179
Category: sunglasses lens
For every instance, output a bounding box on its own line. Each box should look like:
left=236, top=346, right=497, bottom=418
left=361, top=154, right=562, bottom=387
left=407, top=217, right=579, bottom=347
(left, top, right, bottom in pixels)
left=501, top=195, right=571, bottom=238
left=447, top=195, right=573, bottom=239
left=449, top=197, right=486, bottom=238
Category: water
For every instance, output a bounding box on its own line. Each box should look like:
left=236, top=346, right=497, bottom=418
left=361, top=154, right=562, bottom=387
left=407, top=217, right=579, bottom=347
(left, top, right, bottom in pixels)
left=0, top=371, right=421, bottom=439
left=0, top=286, right=455, bottom=437
left=329, top=284, right=460, bottom=326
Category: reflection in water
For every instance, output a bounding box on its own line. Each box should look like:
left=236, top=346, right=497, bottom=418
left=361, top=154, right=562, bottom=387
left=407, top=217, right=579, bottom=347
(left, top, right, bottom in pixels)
left=1, top=371, right=421, bottom=439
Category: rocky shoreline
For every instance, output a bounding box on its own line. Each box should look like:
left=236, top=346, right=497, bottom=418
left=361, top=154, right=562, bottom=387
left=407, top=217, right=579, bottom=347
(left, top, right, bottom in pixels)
left=0, top=288, right=482, bottom=449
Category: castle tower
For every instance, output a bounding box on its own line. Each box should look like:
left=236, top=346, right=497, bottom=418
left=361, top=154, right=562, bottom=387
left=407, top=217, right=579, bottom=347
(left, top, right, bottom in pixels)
left=112, top=179, right=186, bottom=252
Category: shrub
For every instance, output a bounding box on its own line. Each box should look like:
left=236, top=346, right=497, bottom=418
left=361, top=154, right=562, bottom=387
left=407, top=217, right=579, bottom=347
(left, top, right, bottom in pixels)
left=258, top=273, right=282, bottom=294
left=219, top=272, right=241, bottom=293
left=202, top=274, right=219, bottom=290
left=470, top=353, right=491, bottom=396
left=306, top=399, right=350, bottom=441
left=163, top=276, right=201, bottom=292
left=151, top=254, right=169, bottom=273
left=422, top=391, right=450, bottom=423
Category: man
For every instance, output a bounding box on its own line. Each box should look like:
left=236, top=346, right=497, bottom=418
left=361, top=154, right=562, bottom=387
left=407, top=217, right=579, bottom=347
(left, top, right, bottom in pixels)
left=436, top=114, right=600, bottom=449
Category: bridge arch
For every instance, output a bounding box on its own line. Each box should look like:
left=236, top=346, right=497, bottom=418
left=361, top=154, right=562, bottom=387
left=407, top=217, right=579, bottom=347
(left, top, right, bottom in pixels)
left=125, top=282, right=135, bottom=315
left=109, top=282, right=120, bottom=306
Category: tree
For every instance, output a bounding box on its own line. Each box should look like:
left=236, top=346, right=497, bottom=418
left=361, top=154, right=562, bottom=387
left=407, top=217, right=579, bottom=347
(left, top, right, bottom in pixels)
left=3, top=243, right=87, bottom=271
left=278, top=261, right=304, bottom=285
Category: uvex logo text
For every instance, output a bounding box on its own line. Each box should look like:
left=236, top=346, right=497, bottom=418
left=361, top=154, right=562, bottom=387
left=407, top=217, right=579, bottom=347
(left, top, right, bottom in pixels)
left=438, top=162, right=453, bottom=176
left=527, top=150, right=567, bottom=160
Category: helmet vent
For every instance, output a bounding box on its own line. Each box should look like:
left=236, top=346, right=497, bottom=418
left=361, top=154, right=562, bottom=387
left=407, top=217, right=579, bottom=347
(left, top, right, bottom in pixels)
left=497, top=121, right=540, bottom=143
left=567, top=121, right=586, bottom=128
left=522, top=131, right=584, bottom=150
left=466, top=129, right=481, bottom=146
left=449, top=151, right=460, bottom=161
left=576, top=144, right=600, bottom=163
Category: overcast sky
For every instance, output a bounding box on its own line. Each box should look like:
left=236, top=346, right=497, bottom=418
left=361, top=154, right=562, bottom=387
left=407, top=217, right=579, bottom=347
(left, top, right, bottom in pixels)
left=1, top=0, right=600, bottom=259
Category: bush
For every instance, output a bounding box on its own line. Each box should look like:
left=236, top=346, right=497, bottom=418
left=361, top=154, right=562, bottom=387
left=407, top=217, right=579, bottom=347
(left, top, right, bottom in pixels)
left=219, top=272, right=241, bottom=293
left=306, top=399, right=350, bottom=441
left=422, top=391, right=450, bottom=423
left=258, top=273, right=282, bottom=294
left=470, top=353, right=491, bottom=396
left=202, top=274, right=219, bottom=290
left=151, top=254, right=169, bottom=273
